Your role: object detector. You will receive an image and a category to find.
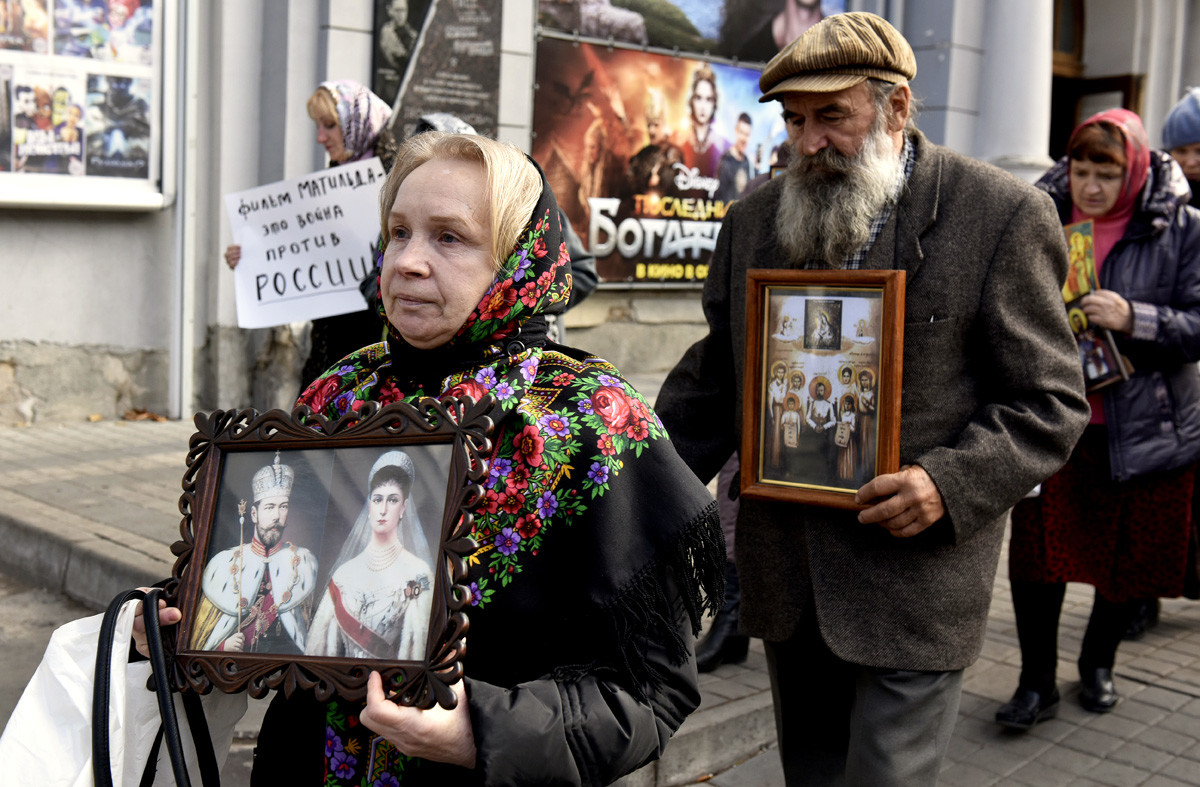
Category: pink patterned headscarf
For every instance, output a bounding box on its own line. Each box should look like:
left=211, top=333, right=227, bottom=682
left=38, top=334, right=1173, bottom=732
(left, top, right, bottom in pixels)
left=318, top=80, right=392, bottom=162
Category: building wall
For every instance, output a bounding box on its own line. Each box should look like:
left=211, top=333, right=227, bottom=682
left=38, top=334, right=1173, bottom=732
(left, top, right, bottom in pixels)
left=1081, top=0, right=1200, bottom=147
left=0, top=190, right=176, bottom=425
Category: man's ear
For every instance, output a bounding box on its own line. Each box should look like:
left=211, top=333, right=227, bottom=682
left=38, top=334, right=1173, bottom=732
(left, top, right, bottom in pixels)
left=887, top=83, right=912, bottom=133
left=249, top=505, right=258, bottom=524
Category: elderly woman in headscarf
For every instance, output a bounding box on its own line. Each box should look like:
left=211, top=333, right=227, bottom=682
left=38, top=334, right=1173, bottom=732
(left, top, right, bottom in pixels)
left=225, top=80, right=397, bottom=391
left=153, top=131, right=723, bottom=784
left=995, top=109, right=1200, bottom=731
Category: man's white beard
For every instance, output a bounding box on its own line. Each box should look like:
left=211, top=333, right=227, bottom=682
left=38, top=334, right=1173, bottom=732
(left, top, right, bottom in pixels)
left=776, top=116, right=904, bottom=268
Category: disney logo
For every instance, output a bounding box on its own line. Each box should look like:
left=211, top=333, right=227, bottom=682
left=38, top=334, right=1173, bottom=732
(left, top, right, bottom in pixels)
left=672, top=163, right=720, bottom=198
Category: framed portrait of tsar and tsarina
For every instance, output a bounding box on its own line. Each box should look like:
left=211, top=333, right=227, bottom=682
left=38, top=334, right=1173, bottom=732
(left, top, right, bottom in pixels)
left=741, top=270, right=906, bottom=509
left=164, top=396, right=494, bottom=709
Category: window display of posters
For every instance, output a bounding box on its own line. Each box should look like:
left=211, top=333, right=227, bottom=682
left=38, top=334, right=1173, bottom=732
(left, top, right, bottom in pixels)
left=536, top=0, right=844, bottom=63
left=0, top=0, right=163, bottom=208
left=533, top=37, right=788, bottom=283
left=374, top=0, right=501, bottom=140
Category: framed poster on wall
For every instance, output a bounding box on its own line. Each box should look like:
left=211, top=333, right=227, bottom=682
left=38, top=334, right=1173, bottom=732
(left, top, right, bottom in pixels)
left=532, top=37, right=790, bottom=284
left=0, top=0, right=175, bottom=210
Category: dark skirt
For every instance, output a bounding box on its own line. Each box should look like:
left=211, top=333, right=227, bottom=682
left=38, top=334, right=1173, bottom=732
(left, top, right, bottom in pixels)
left=1010, top=425, right=1195, bottom=600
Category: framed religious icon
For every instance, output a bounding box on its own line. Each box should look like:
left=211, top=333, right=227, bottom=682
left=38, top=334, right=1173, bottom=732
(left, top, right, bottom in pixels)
left=164, top=396, right=494, bottom=709
left=741, top=270, right=906, bottom=509
left=1062, top=221, right=1131, bottom=393
left=1067, top=307, right=1130, bottom=393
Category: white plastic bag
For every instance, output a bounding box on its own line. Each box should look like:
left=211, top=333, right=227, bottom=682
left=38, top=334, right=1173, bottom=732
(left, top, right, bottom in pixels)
left=0, top=600, right=247, bottom=786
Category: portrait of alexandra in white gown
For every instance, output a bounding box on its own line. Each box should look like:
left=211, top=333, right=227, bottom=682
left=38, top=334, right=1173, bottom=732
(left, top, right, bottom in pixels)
left=306, top=450, right=435, bottom=661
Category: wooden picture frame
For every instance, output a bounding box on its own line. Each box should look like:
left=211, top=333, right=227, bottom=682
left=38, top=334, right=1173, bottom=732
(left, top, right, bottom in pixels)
left=163, top=396, right=493, bottom=709
left=741, top=270, right=905, bottom=509
left=1066, top=306, right=1131, bottom=393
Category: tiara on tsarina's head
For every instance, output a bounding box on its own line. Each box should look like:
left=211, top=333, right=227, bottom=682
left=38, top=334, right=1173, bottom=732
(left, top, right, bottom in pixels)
left=251, top=451, right=294, bottom=502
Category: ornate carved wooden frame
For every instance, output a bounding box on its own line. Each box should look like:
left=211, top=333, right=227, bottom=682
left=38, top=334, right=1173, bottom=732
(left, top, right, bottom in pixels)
left=164, top=396, right=493, bottom=709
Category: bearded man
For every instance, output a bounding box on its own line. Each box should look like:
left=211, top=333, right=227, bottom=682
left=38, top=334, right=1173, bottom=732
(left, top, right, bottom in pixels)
left=657, top=12, right=1088, bottom=785
left=192, top=452, right=318, bottom=655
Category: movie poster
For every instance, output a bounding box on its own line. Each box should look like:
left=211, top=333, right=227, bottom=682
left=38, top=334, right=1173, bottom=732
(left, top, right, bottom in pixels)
left=0, top=0, right=50, bottom=53
left=11, top=66, right=85, bottom=173
left=536, top=0, right=845, bottom=63
left=0, top=0, right=159, bottom=201
left=53, top=0, right=154, bottom=64
left=533, top=38, right=788, bottom=283
left=84, top=72, right=149, bottom=177
left=381, top=0, right=501, bottom=140
left=371, top=0, right=434, bottom=107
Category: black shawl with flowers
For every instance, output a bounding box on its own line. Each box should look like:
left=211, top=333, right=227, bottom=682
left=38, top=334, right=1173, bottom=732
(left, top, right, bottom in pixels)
left=286, top=159, right=724, bottom=785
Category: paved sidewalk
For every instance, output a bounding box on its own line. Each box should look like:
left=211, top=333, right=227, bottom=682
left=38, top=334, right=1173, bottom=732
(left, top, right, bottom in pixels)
left=2, top=412, right=1199, bottom=785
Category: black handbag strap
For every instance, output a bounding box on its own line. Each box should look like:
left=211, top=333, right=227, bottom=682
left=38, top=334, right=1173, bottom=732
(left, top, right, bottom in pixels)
left=132, top=696, right=221, bottom=787
left=92, top=587, right=221, bottom=787
left=138, top=727, right=165, bottom=787
left=182, top=690, right=221, bottom=781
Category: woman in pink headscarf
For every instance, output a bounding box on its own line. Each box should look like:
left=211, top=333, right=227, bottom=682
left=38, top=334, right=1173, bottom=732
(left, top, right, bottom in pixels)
left=996, top=109, right=1200, bottom=731
left=224, top=80, right=397, bottom=391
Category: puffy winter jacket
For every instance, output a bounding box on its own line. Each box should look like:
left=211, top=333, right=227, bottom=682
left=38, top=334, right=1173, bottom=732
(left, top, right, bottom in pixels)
left=1039, top=151, right=1200, bottom=480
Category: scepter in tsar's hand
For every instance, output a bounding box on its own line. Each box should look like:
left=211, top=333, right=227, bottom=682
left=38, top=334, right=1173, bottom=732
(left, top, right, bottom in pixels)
left=237, top=499, right=246, bottom=632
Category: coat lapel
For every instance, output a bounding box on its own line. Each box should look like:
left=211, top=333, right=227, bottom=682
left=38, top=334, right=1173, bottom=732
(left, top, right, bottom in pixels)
left=752, top=182, right=787, bottom=269
left=888, top=130, right=941, bottom=278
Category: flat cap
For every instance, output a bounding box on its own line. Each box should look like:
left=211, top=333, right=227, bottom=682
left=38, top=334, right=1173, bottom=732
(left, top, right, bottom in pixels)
left=759, top=12, right=917, bottom=102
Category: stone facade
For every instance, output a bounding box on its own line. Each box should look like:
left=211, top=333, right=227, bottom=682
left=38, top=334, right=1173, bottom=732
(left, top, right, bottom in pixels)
left=564, top=290, right=708, bottom=375
left=0, top=341, right=168, bottom=426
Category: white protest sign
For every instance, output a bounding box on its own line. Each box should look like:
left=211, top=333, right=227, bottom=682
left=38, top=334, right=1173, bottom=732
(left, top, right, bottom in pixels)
left=224, top=158, right=387, bottom=329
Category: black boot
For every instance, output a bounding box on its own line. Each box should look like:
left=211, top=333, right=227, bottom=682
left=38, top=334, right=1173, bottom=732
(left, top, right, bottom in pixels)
left=1123, top=598, right=1161, bottom=640
left=696, top=561, right=749, bottom=672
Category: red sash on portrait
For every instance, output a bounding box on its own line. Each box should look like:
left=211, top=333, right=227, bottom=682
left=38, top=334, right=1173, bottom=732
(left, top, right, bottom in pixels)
left=328, top=580, right=392, bottom=658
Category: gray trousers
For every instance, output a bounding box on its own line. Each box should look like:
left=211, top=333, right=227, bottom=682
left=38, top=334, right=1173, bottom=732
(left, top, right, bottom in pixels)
left=764, top=619, right=962, bottom=786
left=717, top=452, right=740, bottom=561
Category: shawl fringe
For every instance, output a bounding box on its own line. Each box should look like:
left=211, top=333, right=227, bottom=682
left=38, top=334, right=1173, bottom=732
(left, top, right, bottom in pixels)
left=553, top=501, right=725, bottom=701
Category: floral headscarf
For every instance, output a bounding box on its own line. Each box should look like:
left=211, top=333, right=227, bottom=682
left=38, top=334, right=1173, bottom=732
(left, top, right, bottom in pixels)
left=388, top=155, right=571, bottom=356
left=299, top=147, right=723, bottom=785
left=319, top=79, right=392, bottom=162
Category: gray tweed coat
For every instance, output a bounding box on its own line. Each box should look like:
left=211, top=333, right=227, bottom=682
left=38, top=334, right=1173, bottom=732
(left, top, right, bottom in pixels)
left=657, top=130, right=1090, bottom=671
